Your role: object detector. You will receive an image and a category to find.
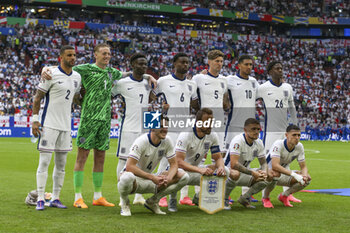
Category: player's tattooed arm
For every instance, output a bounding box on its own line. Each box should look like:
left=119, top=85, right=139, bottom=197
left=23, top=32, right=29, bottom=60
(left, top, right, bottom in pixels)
left=190, top=99, right=200, bottom=114
left=258, top=157, right=268, bottom=172
left=73, top=93, right=82, bottom=105
left=232, top=162, right=253, bottom=175
left=223, top=92, right=231, bottom=112
left=230, top=154, right=252, bottom=175
left=32, top=90, right=46, bottom=137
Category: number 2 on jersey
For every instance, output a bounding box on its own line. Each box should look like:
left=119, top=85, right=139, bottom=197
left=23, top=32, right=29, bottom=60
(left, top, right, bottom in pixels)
left=65, top=90, right=70, bottom=100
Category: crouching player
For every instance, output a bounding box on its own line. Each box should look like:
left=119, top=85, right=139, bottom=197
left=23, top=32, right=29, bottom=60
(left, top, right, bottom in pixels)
left=169, top=108, right=228, bottom=212
left=224, top=118, right=272, bottom=209
left=262, top=124, right=311, bottom=208
left=117, top=116, right=189, bottom=216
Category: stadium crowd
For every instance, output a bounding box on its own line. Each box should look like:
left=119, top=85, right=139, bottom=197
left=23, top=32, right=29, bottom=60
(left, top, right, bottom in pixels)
left=110, top=0, right=349, bottom=17
left=0, top=19, right=349, bottom=136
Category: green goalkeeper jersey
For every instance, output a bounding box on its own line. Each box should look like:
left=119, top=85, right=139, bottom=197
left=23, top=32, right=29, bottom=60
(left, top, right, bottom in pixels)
left=73, top=63, right=122, bottom=121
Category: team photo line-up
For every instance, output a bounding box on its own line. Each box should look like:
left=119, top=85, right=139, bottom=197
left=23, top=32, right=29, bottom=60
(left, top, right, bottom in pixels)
left=29, top=43, right=311, bottom=216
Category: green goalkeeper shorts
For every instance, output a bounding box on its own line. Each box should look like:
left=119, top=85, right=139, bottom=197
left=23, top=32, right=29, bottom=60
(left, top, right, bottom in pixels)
left=77, top=119, right=111, bottom=151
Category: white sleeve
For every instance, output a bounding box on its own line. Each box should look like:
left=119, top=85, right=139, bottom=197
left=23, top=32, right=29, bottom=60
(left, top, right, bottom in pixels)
left=257, top=140, right=265, bottom=158
left=229, top=137, right=242, bottom=156
left=111, top=80, right=121, bottom=97
left=288, top=86, right=298, bottom=125
left=128, top=137, right=145, bottom=161
left=210, top=133, right=221, bottom=154
left=297, top=144, right=305, bottom=162
left=191, top=81, right=198, bottom=100
left=165, top=139, right=175, bottom=160
left=175, top=133, right=189, bottom=153
left=270, top=142, right=281, bottom=158
left=37, top=79, right=52, bottom=93
left=74, top=76, right=82, bottom=94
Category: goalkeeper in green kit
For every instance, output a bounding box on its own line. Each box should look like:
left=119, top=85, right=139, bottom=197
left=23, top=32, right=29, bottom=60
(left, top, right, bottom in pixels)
left=42, top=43, right=156, bottom=208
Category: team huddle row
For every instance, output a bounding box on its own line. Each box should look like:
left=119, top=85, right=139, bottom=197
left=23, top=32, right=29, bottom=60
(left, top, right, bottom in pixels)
left=30, top=44, right=311, bottom=215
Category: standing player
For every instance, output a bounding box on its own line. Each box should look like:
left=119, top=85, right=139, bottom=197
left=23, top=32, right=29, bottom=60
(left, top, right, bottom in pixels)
left=262, top=125, right=311, bottom=208
left=192, top=50, right=230, bottom=154
left=118, top=116, right=189, bottom=216
left=224, top=118, right=270, bottom=209
left=169, top=108, right=228, bottom=212
left=224, top=55, right=260, bottom=201
left=257, top=61, right=299, bottom=202
left=153, top=53, right=198, bottom=206
left=32, top=45, right=81, bottom=210
left=112, top=53, right=151, bottom=205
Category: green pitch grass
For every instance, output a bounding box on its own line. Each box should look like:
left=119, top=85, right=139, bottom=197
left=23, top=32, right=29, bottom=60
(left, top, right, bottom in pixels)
left=0, top=138, right=349, bottom=233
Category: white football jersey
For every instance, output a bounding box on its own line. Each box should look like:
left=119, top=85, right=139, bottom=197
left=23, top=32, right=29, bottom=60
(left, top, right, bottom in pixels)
left=266, top=139, right=305, bottom=168
left=37, top=66, right=81, bottom=131
left=257, top=80, right=295, bottom=134
left=192, top=73, right=227, bottom=110
left=154, top=74, right=197, bottom=117
left=111, top=75, right=151, bottom=132
left=128, top=133, right=175, bottom=173
left=175, top=128, right=220, bottom=166
left=225, top=73, right=259, bottom=132
left=224, top=133, right=265, bottom=168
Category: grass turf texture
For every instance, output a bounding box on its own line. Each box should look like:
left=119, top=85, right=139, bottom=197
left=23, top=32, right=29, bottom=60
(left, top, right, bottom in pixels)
left=0, top=138, right=349, bottom=233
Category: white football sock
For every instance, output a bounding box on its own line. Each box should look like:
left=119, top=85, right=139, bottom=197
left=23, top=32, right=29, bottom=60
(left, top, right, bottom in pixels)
left=52, top=152, right=67, bottom=200
left=36, top=152, right=52, bottom=201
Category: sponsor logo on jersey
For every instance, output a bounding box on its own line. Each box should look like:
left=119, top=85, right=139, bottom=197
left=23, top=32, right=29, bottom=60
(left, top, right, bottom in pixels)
left=188, top=85, right=192, bottom=92
left=57, top=81, right=63, bottom=84
left=205, top=83, right=210, bottom=85
left=207, top=179, right=218, bottom=195
left=267, top=92, right=273, bottom=95
left=169, top=85, right=175, bottom=88
left=41, top=140, right=47, bottom=146
left=158, top=150, right=165, bottom=157
left=121, top=147, right=126, bottom=154
left=143, top=110, right=161, bottom=129
left=236, top=83, right=242, bottom=86
left=251, top=82, right=256, bottom=89
left=127, top=87, right=133, bottom=90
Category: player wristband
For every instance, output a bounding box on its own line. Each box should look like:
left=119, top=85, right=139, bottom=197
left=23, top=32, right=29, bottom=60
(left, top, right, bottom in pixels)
left=32, top=114, right=39, bottom=122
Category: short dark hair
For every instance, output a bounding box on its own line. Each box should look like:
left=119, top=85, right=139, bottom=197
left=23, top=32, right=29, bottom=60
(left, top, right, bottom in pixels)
left=94, top=43, right=110, bottom=53
left=207, top=50, right=224, bottom=60
left=286, top=124, right=301, bottom=132
left=238, top=55, right=253, bottom=64
left=244, top=118, right=260, bottom=127
left=60, top=45, right=74, bottom=55
left=173, top=53, right=188, bottom=63
left=267, top=61, right=282, bottom=74
left=130, top=53, right=146, bottom=65
left=196, top=108, right=213, bottom=121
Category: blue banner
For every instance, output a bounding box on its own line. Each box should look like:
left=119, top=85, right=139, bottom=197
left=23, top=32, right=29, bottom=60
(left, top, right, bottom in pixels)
left=119, top=25, right=162, bottom=34
left=0, top=28, right=16, bottom=35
